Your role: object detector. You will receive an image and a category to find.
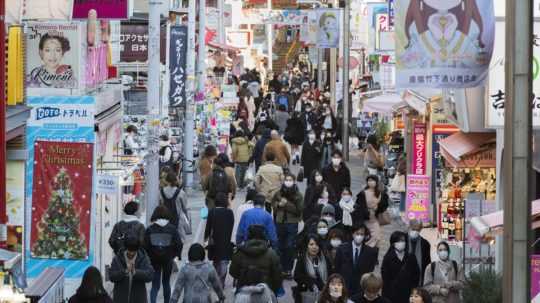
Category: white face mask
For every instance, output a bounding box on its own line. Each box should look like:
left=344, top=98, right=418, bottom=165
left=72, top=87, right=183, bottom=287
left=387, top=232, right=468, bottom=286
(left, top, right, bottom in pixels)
left=315, top=175, right=323, bottom=183
left=318, top=228, right=329, bottom=236
left=323, top=216, right=334, bottom=223
left=330, top=239, right=342, bottom=248
left=284, top=181, right=294, bottom=188
left=354, top=235, right=365, bottom=245
left=438, top=250, right=449, bottom=261
left=332, top=158, right=341, bottom=166
left=367, top=180, right=377, bottom=188
left=341, top=195, right=352, bottom=202
left=394, top=241, right=406, bottom=252
left=321, top=191, right=329, bottom=199
left=409, top=230, right=420, bottom=240
left=330, top=289, right=342, bottom=299
left=308, top=134, right=316, bottom=141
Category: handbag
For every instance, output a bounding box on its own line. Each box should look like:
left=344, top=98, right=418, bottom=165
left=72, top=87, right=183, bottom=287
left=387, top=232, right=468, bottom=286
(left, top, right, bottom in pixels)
left=297, top=167, right=305, bottom=183
left=390, top=174, right=405, bottom=193
left=377, top=210, right=392, bottom=226
left=181, top=209, right=192, bottom=235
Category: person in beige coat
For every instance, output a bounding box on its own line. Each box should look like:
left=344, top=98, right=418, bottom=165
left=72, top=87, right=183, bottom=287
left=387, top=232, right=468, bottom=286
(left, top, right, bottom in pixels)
left=423, top=241, right=464, bottom=303
left=255, top=152, right=284, bottom=212
left=262, top=130, right=290, bottom=168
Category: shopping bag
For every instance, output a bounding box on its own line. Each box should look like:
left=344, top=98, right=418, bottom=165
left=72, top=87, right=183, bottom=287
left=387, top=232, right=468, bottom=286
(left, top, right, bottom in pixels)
left=297, top=168, right=305, bottom=183
left=245, top=167, right=255, bottom=185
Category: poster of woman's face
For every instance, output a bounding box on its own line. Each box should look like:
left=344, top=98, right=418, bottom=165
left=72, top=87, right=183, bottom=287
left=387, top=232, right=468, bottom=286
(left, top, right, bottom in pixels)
left=25, top=22, right=82, bottom=90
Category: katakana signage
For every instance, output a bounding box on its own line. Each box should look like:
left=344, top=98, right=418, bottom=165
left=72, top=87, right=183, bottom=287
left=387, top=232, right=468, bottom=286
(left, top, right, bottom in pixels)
left=168, top=25, right=188, bottom=108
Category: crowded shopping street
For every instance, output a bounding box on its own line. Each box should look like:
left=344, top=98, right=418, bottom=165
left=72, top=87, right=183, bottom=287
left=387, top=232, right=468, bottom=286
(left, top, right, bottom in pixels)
left=0, top=0, right=537, bottom=302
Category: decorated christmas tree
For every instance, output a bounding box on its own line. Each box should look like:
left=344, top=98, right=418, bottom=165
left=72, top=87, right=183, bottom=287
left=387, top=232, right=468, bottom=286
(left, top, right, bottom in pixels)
left=31, top=168, right=88, bottom=260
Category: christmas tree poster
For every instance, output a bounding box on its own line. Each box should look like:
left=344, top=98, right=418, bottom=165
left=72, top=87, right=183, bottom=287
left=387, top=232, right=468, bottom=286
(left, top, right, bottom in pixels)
left=30, top=140, right=93, bottom=260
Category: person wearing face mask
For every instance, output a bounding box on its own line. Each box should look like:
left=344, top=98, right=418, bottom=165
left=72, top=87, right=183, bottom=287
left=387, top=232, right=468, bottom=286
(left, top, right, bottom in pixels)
left=319, top=274, right=354, bottom=303
left=301, top=103, right=320, bottom=135
left=304, top=171, right=334, bottom=221
left=293, top=235, right=331, bottom=302
left=423, top=242, right=464, bottom=303
left=351, top=273, right=391, bottom=303
left=320, top=132, right=336, bottom=168
left=381, top=231, right=420, bottom=303
left=354, top=175, right=389, bottom=248
left=327, top=229, right=345, bottom=272
left=318, top=106, right=337, bottom=135
left=407, top=220, right=431, bottom=285
left=338, top=188, right=356, bottom=236
left=322, top=150, right=351, bottom=195
left=271, top=173, right=304, bottom=278
left=316, top=219, right=331, bottom=248
left=334, top=224, right=378, bottom=297
left=301, top=130, right=323, bottom=183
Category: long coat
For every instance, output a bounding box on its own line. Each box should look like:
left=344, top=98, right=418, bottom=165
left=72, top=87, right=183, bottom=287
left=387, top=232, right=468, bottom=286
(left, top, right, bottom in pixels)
left=170, top=261, right=225, bottom=303
left=109, top=249, right=154, bottom=303
left=381, top=249, right=420, bottom=303
left=205, top=207, right=235, bottom=261
left=284, top=116, right=305, bottom=146
left=334, top=242, right=378, bottom=296
left=300, top=140, right=322, bottom=182
left=322, top=163, right=351, bottom=195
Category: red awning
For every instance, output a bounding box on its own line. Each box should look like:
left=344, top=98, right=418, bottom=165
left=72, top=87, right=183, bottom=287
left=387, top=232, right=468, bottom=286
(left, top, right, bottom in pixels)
left=439, top=132, right=496, bottom=168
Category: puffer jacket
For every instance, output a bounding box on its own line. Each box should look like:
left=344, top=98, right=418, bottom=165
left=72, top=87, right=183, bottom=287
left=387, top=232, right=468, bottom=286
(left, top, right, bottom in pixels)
left=170, top=261, right=225, bottom=303
left=232, top=137, right=254, bottom=163
left=255, top=163, right=284, bottom=203
left=234, top=284, right=278, bottom=303
left=271, top=189, right=304, bottom=224
left=230, top=239, right=283, bottom=292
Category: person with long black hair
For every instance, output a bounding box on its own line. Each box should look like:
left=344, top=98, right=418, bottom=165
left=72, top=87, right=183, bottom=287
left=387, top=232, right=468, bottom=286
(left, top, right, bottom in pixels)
left=293, top=234, right=331, bottom=302
left=318, top=274, right=354, bottom=303
left=272, top=173, right=304, bottom=278
left=68, top=266, right=112, bottom=303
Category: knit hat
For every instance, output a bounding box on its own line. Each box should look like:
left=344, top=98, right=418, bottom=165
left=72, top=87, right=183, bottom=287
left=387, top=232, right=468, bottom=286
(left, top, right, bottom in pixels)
left=321, top=204, right=336, bottom=216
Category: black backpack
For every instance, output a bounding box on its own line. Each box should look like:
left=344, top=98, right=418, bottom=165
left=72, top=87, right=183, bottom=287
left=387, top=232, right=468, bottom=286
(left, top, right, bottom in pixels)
left=430, top=260, right=458, bottom=280
left=160, top=188, right=180, bottom=227
left=149, top=231, right=173, bottom=260
left=207, top=168, right=229, bottom=199
left=110, top=221, right=144, bottom=253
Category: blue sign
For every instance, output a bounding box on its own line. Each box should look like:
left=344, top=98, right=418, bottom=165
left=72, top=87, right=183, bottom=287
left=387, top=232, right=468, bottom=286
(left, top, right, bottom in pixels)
left=388, top=0, right=395, bottom=29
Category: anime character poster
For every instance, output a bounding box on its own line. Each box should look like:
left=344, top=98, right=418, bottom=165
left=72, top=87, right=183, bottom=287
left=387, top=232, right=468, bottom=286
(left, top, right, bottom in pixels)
left=316, top=9, right=342, bottom=49
left=395, top=0, right=495, bottom=88
left=25, top=22, right=84, bottom=91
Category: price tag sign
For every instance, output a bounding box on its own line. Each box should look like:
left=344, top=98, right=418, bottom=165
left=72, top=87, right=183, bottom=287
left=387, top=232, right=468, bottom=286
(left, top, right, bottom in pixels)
left=96, top=174, right=118, bottom=194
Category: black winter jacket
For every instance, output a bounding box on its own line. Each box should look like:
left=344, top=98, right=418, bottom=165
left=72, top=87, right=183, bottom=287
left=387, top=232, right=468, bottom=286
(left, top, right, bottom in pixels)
left=144, top=222, right=183, bottom=265
left=109, top=249, right=154, bottom=303
left=322, top=164, right=351, bottom=195
left=301, top=140, right=322, bottom=182
left=381, top=249, right=420, bottom=303
left=205, top=207, right=235, bottom=261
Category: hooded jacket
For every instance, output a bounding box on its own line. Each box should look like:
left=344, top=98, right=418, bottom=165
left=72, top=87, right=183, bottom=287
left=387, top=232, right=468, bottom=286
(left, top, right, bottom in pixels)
left=232, top=137, right=254, bottom=163
left=144, top=220, right=183, bottom=265
left=108, top=215, right=146, bottom=254
left=234, top=284, right=278, bottom=303
left=170, top=261, right=225, bottom=303
left=230, top=239, right=283, bottom=292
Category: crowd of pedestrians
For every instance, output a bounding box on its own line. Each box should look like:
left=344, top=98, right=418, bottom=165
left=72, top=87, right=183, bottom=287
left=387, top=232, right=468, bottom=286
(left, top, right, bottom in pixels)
left=70, top=62, right=465, bottom=303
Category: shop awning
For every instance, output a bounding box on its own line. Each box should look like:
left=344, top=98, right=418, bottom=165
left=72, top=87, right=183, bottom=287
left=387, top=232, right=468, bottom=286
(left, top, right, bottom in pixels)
left=362, top=93, right=403, bottom=115
left=207, top=41, right=240, bottom=52
left=439, top=132, right=496, bottom=168
left=470, top=200, right=540, bottom=237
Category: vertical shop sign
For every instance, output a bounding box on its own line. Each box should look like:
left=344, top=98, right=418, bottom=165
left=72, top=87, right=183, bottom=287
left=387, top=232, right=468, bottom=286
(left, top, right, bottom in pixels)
left=388, top=0, right=395, bottom=30
left=406, top=175, right=431, bottom=223
left=412, top=122, right=427, bottom=175
left=395, top=0, right=495, bottom=88
left=30, top=141, right=93, bottom=261
left=432, top=132, right=452, bottom=204
left=532, top=255, right=540, bottom=301
left=25, top=96, right=95, bottom=279
left=72, top=0, right=129, bottom=19
left=168, top=25, right=188, bottom=108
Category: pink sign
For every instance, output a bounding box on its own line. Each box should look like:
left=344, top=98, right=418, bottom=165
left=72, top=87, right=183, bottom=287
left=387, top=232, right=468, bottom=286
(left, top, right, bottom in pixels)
left=532, top=255, right=540, bottom=301
left=86, top=44, right=109, bottom=88
left=412, top=121, right=427, bottom=175
left=72, top=0, right=129, bottom=19
left=406, top=175, right=430, bottom=223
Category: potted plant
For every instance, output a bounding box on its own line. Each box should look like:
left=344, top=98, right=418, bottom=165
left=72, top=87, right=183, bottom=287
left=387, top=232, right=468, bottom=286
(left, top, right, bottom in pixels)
left=462, top=269, right=502, bottom=303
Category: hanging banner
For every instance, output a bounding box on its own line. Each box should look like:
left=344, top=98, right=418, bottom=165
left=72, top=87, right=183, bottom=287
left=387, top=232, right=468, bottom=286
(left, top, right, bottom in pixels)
left=72, top=0, right=129, bottom=19
left=206, top=8, right=219, bottom=44
left=412, top=121, right=427, bottom=175
left=119, top=22, right=167, bottom=63
left=350, top=0, right=369, bottom=49
left=367, top=3, right=388, bottom=53
left=315, top=9, right=342, bottom=49
left=406, top=175, right=431, bottom=223
left=25, top=96, right=95, bottom=278
left=168, top=25, right=188, bottom=108
left=388, top=0, right=395, bottom=30
left=25, top=22, right=86, bottom=95
left=236, top=9, right=309, bottom=25
left=532, top=255, right=540, bottom=302
left=30, top=141, right=93, bottom=261
left=395, top=0, right=495, bottom=88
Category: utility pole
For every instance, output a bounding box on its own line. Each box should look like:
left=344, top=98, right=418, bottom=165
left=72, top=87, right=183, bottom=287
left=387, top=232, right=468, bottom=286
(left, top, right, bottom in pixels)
left=267, top=0, right=273, bottom=71
left=503, top=0, right=533, bottom=302
left=146, top=0, right=163, bottom=224
left=317, top=49, right=324, bottom=90
left=341, top=0, right=350, bottom=160
left=198, top=0, right=207, bottom=92
left=184, top=0, right=197, bottom=188
left=218, top=0, right=224, bottom=44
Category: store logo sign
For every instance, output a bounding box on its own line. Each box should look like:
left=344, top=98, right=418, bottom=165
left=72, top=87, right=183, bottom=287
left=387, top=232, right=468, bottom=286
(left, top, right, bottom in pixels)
left=36, top=107, right=61, bottom=120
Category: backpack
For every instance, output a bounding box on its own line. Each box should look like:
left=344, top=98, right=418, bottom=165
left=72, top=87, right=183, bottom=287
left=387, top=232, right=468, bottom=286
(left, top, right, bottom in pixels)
left=160, top=188, right=180, bottom=227
left=207, top=168, right=229, bottom=199
left=149, top=231, right=173, bottom=259
left=430, top=261, right=458, bottom=280
left=159, top=145, right=181, bottom=171
left=110, top=221, right=143, bottom=253
left=277, top=95, right=289, bottom=108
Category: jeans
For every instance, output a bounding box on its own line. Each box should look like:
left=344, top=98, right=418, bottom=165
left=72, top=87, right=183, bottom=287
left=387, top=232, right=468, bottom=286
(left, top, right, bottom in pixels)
left=276, top=223, right=298, bottom=272
left=150, top=260, right=173, bottom=303
left=235, top=163, right=249, bottom=188
left=213, top=260, right=230, bottom=287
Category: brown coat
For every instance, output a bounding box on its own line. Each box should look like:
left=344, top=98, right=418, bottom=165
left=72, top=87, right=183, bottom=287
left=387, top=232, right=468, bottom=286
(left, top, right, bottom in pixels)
left=262, top=139, right=290, bottom=167
left=199, top=157, right=213, bottom=184
left=201, top=166, right=237, bottom=209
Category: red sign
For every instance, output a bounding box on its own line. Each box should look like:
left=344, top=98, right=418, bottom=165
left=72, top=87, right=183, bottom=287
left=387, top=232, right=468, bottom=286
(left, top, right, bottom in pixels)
left=412, top=121, right=427, bottom=175
left=72, top=0, right=129, bottom=19
left=30, top=141, right=93, bottom=260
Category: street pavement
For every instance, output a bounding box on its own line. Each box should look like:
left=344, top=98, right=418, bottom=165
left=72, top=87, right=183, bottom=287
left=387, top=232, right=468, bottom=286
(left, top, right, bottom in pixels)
left=106, top=148, right=407, bottom=302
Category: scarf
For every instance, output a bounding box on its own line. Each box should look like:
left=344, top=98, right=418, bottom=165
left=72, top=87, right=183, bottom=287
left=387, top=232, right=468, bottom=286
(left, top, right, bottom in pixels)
left=339, top=198, right=354, bottom=227
left=408, top=238, right=423, bottom=277
left=305, top=255, right=328, bottom=286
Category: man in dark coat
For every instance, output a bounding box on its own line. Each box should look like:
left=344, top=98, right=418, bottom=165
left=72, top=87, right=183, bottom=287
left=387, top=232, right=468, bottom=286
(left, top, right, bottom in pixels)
left=300, top=131, right=322, bottom=183
left=322, top=150, right=351, bottom=194
left=251, top=128, right=272, bottom=171
left=300, top=103, right=319, bottom=134
left=109, top=237, right=154, bottom=303
left=407, top=219, right=431, bottom=286
left=334, top=224, right=378, bottom=296
left=230, top=225, right=283, bottom=293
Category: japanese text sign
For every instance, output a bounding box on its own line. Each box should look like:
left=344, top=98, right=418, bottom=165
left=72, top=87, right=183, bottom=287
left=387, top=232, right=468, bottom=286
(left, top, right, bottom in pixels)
left=120, top=22, right=166, bottom=63
left=168, top=25, right=188, bottom=108
left=412, top=121, right=427, bottom=175
left=406, top=175, right=431, bottom=223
